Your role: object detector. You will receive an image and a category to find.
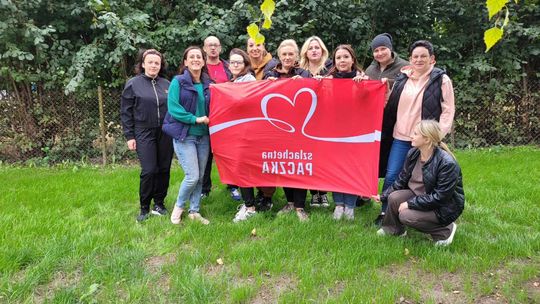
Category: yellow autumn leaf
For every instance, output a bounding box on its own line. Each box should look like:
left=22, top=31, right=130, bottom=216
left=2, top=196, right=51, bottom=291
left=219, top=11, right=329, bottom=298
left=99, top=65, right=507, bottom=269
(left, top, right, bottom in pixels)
left=254, top=33, right=265, bottom=45
left=246, top=23, right=259, bottom=40
left=260, top=0, right=275, bottom=19
left=484, top=27, right=504, bottom=52
left=486, top=0, right=508, bottom=20
left=262, top=17, right=272, bottom=29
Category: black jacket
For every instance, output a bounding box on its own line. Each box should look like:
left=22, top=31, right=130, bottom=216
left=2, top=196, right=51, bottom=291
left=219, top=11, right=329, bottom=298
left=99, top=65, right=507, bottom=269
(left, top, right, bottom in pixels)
left=381, top=147, right=465, bottom=226
left=121, top=74, right=170, bottom=140
left=263, top=64, right=311, bottom=79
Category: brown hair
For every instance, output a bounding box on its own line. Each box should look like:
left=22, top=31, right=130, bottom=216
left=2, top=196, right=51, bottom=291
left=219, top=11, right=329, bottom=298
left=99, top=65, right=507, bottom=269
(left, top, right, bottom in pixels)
left=328, top=44, right=363, bottom=76
left=135, top=48, right=167, bottom=77
left=179, top=46, right=208, bottom=76
left=229, top=48, right=253, bottom=79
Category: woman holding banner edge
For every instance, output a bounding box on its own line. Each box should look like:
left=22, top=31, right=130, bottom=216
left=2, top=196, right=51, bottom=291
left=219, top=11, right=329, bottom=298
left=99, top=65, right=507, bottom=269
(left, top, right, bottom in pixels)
left=162, top=46, right=212, bottom=226
left=225, top=48, right=262, bottom=223
left=324, top=44, right=368, bottom=220
left=376, top=40, right=455, bottom=226
left=264, top=39, right=311, bottom=221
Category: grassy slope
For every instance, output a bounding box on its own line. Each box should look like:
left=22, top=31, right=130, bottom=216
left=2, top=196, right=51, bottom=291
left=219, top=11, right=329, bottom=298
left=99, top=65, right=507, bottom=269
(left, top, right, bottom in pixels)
left=0, top=147, right=539, bottom=303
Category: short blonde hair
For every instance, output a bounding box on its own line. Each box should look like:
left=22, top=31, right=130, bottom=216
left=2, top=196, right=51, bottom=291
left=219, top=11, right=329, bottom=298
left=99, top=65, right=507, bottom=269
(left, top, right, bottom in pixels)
left=299, top=36, right=329, bottom=75
left=277, top=39, right=299, bottom=56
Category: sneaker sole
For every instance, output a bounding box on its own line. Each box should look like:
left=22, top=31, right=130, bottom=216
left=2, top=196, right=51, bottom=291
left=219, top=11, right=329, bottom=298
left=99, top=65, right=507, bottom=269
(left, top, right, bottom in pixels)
left=151, top=210, right=166, bottom=216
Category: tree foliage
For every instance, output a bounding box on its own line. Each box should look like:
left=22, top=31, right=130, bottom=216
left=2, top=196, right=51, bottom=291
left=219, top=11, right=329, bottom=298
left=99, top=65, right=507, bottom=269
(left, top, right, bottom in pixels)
left=0, top=0, right=539, bottom=162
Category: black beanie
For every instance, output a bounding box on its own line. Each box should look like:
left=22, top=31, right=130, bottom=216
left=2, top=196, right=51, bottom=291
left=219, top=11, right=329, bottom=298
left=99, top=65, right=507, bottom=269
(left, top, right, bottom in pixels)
left=371, top=33, right=393, bottom=51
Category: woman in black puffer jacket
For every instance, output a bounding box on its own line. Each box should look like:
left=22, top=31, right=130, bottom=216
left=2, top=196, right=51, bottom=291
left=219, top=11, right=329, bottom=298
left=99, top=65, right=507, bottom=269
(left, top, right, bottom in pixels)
left=377, top=120, right=464, bottom=246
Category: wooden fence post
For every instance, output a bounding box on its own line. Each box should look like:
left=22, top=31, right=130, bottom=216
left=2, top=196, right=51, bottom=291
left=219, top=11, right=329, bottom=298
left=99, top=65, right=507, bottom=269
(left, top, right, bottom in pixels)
left=98, top=85, right=107, bottom=166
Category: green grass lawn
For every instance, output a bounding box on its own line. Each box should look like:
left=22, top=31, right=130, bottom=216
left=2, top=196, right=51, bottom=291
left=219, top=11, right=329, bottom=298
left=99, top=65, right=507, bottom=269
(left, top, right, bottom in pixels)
left=1, top=147, right=539, bottom=303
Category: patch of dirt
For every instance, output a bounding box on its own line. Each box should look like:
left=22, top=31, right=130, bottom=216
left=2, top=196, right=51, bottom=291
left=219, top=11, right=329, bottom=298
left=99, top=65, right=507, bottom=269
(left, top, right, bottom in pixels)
left=526, top=278, right=540, bottom=302
left=251, top=275, right=297, bottom=304
left=33, top=268, right=82, bottom=304
left=474, top=293, right=508, bottom=304
left=145, top=253, right=176, bottom=274
left=379, top=258, right=540, bottom=304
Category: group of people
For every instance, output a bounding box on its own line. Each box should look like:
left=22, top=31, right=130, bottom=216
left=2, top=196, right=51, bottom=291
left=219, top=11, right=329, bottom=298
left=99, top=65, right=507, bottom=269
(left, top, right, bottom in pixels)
left=120, top=33, right=465, bottom=246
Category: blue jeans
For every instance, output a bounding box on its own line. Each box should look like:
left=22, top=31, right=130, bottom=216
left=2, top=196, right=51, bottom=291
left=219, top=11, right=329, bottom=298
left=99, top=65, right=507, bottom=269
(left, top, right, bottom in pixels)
left=381, top=139, right=412, bottom=213
left=332, top=192, right=358, bottom=208
left=173, top=135, right=210, bottom=213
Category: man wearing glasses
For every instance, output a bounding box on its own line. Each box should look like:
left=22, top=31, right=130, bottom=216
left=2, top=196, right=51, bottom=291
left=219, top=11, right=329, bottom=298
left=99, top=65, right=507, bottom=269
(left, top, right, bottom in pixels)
left=201, top=36, right=242, bottom=201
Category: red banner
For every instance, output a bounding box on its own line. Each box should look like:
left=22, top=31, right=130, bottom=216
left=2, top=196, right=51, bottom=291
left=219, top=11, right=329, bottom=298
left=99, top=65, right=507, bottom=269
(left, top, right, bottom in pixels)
left=209, top=78, right=385, bottom=196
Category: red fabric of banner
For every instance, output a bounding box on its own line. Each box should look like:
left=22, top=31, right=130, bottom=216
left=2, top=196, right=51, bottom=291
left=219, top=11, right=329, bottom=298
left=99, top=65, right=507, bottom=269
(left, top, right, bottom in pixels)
left=209, top=78, right=385, bottom=197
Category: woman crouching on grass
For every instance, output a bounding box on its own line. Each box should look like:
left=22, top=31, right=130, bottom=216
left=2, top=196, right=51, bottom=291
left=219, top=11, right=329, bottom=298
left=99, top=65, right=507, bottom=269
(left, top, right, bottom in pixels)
left=376, top=120, right=464, bottom=246
left=163, top=46, right=212, bottom=225
left=324, top=44, right=368, bottom=220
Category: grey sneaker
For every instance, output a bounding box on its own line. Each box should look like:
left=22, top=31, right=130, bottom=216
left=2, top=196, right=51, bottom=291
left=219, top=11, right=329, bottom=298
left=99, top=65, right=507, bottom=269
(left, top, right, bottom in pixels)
left=435, top=223, right=457, bottom=246
left=320, top=194, right=330, bottom=207
left=296, top=208, right=309, bottom=222
left=170, top=205, right=183, bottom=225
left=333, top=205, right=345, bottom=220
left=377, top=228, right=407, bottom=237
left=310, top=193, right=321, bottom=207
left=151, top=204, right=168, bottom=216
left=343, top=206, right=355, bottom=220
left=136, top=210, right=150, bottom=223
left=188, top=212, right=210, bottom=225
left=277, top=202, right=294, bottom=215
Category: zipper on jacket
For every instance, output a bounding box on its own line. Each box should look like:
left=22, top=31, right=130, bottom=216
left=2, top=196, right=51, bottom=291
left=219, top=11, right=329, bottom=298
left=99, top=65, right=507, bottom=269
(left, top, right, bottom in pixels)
left=151, top=79, right=160, bottom=124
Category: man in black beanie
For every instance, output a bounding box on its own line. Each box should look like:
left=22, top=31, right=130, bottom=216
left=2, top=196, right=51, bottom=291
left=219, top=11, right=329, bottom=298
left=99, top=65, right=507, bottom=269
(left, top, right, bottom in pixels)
left=364, top=33, right=409, bottom=226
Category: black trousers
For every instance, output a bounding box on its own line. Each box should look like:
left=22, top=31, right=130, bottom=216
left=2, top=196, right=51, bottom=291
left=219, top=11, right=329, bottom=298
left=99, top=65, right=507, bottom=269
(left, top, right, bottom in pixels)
left=240, top=188, right=256, bottom=207
left=135, top=127, right=173, bottom=212
left=202, top=151, right=213, bottom=194
left=283, top=187, right=307, bottom=209
left=202, top=150, right=238, bottom=193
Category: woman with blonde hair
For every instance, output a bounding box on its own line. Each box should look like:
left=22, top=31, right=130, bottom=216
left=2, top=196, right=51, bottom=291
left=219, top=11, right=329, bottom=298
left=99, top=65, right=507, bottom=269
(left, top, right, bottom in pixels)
left=376, top=120, right=464, bottom=246
left=299, top=36, right=333, bottom=207
left=299, top=36, right=333, bottom=77
left=264, top=39, right=310, bottom=221
left=264, top=39, right=310, bottom=80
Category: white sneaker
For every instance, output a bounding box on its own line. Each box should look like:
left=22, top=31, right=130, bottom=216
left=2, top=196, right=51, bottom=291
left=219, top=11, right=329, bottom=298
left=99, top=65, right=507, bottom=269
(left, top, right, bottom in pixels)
left=170, top=205, right=183, bottom=225
left=435, top=223, right=457, bottom=246
left=188, top=212, right=210, bottom=225
left=233, top=204, right=256, bottom=223
left=344, top=206, right=355, bottom=220
left=333, top=205, right=345, bottom=220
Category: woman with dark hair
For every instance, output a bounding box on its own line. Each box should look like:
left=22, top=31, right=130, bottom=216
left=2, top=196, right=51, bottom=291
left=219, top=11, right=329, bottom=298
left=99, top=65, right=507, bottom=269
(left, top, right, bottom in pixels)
left=376, top=120, right=464, bottom=247
left=299, top=36, right=333, bottom=207
left=121, top=49, right=173, bottom=223
left=224, top=48, right=262, bottom=222
left=325, top=44, right=368, bottom=221
left=375, top=40, right=456, bottom=227
left=163, top=46, right=212, bottom=225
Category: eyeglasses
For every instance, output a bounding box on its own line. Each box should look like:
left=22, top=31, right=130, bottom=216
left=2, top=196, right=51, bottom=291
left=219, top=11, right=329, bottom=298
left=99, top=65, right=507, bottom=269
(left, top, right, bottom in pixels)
left=229, top=61, right=245, bottom=66
left=206, top=43, right=221, bottom=48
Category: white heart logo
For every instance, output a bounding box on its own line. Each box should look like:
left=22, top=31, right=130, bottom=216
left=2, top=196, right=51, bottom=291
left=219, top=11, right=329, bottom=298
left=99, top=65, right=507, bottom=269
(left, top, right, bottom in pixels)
left=210, top=87, right=380, bottom=143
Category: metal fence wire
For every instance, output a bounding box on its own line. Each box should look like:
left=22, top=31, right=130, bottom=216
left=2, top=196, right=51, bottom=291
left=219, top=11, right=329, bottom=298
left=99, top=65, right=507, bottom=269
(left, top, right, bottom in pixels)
left=0, top=80, right=539, bottom=164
